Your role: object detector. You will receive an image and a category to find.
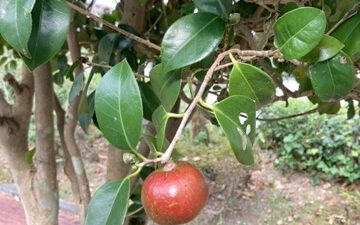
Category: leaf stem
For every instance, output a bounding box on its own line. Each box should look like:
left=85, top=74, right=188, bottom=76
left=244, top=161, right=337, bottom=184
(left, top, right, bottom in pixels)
left=167, top=112, right=184, bottom=118
left=198, top=98, right=214, bottom=111
left=125, top=166, right=142, bottom=180
left=131, top=149, right=148, bottom=161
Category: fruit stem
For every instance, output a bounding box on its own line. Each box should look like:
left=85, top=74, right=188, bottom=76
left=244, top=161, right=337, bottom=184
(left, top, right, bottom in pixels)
left=163, top=160, right=176, bottom=171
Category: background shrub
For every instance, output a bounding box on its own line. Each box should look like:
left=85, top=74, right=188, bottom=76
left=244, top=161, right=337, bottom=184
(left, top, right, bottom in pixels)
left=258, top=98, right=360, bottom=183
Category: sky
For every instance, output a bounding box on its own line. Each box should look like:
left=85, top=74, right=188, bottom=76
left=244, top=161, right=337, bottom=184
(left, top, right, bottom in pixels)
left=87, top=0, right=117, bottom=8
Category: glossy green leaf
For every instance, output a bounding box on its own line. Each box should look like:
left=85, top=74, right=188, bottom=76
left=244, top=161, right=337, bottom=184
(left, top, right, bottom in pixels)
left=95, top=60, right=143, bottom=151
left=229, top=62, right=275, bottom=108
left=78, top=91, right=95, bottom=133
left=150, top=64, right=181, bottom=111
left=161, top=13, right=225, bottom=72
left=347, top=99, right=355, bottom=119
left=274, top=7, right=326, bottom=60
left=78, top=69, right=96, bottom=132
left=193, top=0, right=232, bottom=18
left=68, top=73, right=84, bottom=105
left=332, top=12, right=360, bottom=56
left=213, top=95, right=256, bottom=165
left=138, top=81, right=161, bottom=121
left=98, top=33, right=121, bottom=65
left=318, top=101, right=341, bottom=114
left=309, top=51, right=355, bottom=102
left=85, top=178, right=130, bottom=225
left=0, top=0, right=35, bottom=58
left=302, top=34, right=344, bottom=63
left=65, top=60, right=81, bottom=81
left=22, top=0, right=70, bottom=70
left=152, top=106, right=170, bottom=152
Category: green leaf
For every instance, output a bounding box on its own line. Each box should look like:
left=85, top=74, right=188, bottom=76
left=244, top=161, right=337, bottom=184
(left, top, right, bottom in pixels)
left=152, top=106, right=170, bottom=152
left=318, top=101, right=341, bottom=114
left=309, top=51, right=355, bottom=102
left=161, top=13, right=225, bottom=72
left=274, top=7, right=326, bottom=60
left=229, top=62, right=275, bottom=108
left=78, top=91, right=95, bottom=133
left=21, top=0, right=70, bottom=70
left=150, top=64, right=181, bottom=111
left=193, top=0, right=232, bottom=18
left=68, top=73, right=84, bottom=105
left=25, top=149, right=35, bottom=165
left=65, top=60, right=81, bottom=81
left=213, top=95, right=256, bottom=165
left=302, top=34, right=344, bottom=63
left=95, top=60, right=143, bottom=151
left=0, top=0, right=35, bottom=58
left=138, top=82, right=161, bottom=121
left=347, top=99, right=355, bottom=119
left=332, top=12, right=360, bottom=56
left=85, top=178, right=130, bottom=225
left=98, top=33, right=121, bottom=65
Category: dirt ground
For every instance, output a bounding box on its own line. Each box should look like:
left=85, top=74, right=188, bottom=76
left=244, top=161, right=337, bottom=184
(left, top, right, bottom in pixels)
left=0, top=127, right=360, bottom=225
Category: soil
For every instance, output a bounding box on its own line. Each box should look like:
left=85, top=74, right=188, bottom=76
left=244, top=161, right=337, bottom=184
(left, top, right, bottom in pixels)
left=0, top=192, right=79, bottom=225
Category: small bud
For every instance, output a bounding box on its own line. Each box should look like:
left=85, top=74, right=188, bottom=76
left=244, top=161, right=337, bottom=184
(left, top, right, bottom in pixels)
left=123, top=153, right=137, bottom=165
left=229, top=13, right=241, bottom=24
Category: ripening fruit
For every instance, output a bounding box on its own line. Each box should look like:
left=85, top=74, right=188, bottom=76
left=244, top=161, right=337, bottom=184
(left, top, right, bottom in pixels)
left=141, top=161, right=208, bottom=225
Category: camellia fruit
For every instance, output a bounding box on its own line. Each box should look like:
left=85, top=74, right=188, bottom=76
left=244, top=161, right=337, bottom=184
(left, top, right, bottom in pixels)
left=141, top=161, right=209, bottom=225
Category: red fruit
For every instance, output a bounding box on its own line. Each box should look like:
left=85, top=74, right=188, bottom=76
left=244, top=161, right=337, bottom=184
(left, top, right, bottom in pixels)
left=141, top=161, right=208, bottom=225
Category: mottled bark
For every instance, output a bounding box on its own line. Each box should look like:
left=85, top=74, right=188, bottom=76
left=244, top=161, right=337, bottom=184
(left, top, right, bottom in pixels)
left=62, top=10, right=91, bottom=224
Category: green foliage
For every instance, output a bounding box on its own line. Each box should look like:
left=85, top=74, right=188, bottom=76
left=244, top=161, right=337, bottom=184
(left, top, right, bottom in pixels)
left=302, top=34, right=344, bottom=63
left=94, top=60, right=143, bottom=151
left=274, top=7, right=326, bottom=60
left=258, top=99, right=360, bottom=182
left=85, top=179, right=130, bottom=225
left=152, top=106, right=170, bottom=152
left=193, top=0, right=232, bottom=18
left=149, top=64, right=181, bottom=111
left=229, top=59, right=275, bottom=108
left=0, top=0, right=35, bottom=58
left=309, top=51, right=355, bottom=101
left=21, top=0, right=70, bottom=70
left=214, top=95, right=256, bottom=165
left=161, top=12, right=225, bottom=72
left=332, top=11, right=360, bottom=56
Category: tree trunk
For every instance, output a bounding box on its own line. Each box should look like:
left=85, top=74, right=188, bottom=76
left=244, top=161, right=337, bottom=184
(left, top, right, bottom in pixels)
left=62, top=10, right=91, bottom=224
left=31, top=62, right=59, bottom=224
left=0, top=63, right=60, bottom=225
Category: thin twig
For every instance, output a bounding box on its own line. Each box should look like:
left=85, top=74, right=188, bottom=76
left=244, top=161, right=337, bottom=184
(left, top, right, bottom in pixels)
left=257, top=107, right=318, bottom=122
left=66, top=1, right=161, bottom=51
left=327, top=2, right=360, bottom=35
left=126, top=206, right=144, bottom=218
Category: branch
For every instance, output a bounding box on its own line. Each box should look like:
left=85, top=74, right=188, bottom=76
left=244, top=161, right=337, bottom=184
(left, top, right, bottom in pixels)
left=327, top=2, right=360, bottom=35
left=66, top=1, right=161, bottom=51
left=0, top=89, right=11, bottom=117
left=4, top=74, right=23, bottom=95
left=257, top=107, right=318, bottom=122
left=139, top=49, right=279, bottom=166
